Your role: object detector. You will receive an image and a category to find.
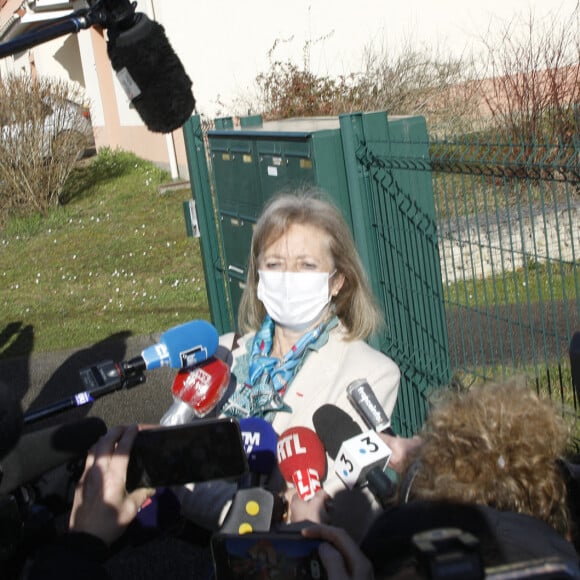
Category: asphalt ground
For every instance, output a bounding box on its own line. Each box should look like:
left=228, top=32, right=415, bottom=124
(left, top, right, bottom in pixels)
left=0, top=332, right=177, bottom=434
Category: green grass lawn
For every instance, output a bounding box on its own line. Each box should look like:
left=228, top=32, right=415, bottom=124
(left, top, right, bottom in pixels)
left=443, top=261, right=578, bottom=307
left=0, top=148, right=210, bottom=358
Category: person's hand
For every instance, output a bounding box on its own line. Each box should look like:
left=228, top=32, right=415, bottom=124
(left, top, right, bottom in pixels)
left=285, top=488, right=331, bottom=524
left=379, top=433, right=423, bottom=474
left=69, top=424, right=155, bottom=546
left=302, top=523, right=374, bottom=580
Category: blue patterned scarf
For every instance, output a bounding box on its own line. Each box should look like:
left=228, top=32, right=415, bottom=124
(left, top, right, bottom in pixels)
left=222, top=315, right=337, bottom=421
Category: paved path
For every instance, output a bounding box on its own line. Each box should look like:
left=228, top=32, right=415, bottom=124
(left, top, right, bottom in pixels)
left=0, top=332, right=176, bottom=434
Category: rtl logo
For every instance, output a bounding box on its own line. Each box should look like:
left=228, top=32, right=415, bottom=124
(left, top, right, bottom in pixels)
left=277, top=432, right=307, bottom=462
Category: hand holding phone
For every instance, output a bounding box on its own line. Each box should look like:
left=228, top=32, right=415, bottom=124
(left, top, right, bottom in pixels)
left=126, top=419, right=248, bottom=492
left=70, top=425, right=155, bottom=546
left=302, top=524, right=374, bottom=580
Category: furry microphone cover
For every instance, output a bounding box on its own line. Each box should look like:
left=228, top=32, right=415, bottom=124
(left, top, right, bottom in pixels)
left=107, top=13, right=196, bottom=133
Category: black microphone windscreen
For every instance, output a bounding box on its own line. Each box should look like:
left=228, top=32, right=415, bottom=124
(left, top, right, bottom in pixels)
left=0, top=381, right=23, bottom=460
left=107, top=13, right=195, bottom=133
left=312, top=404, right=361, bottom=460
left=0, top=417, right=107, bottom=494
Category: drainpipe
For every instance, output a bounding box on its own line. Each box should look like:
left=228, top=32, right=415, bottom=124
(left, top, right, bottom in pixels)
left=165, top=132, right=179, bottom=180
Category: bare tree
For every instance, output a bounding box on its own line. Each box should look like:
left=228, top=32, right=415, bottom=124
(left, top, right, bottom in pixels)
left=350, top=38, right=483, bottom=136
left=479, top=4, right=580, bottom=143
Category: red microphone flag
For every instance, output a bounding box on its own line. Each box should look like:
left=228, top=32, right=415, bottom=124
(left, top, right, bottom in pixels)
left=171, top=357, right=230, bottom=417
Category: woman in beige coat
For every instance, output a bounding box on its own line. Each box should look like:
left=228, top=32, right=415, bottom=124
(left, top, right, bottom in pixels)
left=173, top=189, right=401, bottom=540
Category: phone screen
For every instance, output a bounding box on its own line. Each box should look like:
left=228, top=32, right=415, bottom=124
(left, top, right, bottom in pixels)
left=126, top=418, right=248, bottom=492
left=211, top=532, right=327, bottom=580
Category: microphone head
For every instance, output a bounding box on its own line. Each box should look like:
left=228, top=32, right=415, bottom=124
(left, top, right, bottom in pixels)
left=107, top=13, right=195, bottom=133
left=314, top=404, right=393, bottom=497
left=0, top=380, right=23, bottom=460
left=171, top=357, right=230, bottom=417
left=277, top=427, right=326, bottom=487
left=142, top=319, right=219, bottom=370
left=239, top=417, right=278, bottom=476
left=313, top=404, right=361, bottom=460
left=347, top=379, right=391, bottom=432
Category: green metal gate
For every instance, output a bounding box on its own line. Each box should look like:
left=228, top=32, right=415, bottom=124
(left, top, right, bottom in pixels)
left=182, top=111, right=450, bottom=436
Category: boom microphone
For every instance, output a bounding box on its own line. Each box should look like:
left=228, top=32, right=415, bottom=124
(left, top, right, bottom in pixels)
left=24, top=320, right=219, bottom=425
left=277, top=426, right=326, bottom=501
left=0, top=417, right=107, bottom=494
left=160, top=357, right=231, bottom=426
left=106, top=10, right=195, bottom=133
left=313, top=404, right=394, bottom=507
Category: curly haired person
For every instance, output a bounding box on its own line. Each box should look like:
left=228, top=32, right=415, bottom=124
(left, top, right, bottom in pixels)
left=363, top=379, right=580, bottom=577
left=402, top=379, right=572, bottom=536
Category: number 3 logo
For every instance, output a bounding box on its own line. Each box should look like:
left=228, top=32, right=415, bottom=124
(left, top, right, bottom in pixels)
left=339, top=452, right=353, bottom=474
left=361, top=435, right=379, bottom=453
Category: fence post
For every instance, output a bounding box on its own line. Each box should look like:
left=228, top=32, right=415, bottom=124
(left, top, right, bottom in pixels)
left=339, top=111, right=451, bottom=436
left=182, top=115, right=234, bottom=334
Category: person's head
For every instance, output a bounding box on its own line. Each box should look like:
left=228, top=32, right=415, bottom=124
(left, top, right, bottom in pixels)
left=404, top=379, right=572, bottom=537
left=237, top=188, right=383, bottom=340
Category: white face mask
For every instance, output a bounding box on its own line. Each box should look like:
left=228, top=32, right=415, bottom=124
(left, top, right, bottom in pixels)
left=257, top=270, right=335, bottom=332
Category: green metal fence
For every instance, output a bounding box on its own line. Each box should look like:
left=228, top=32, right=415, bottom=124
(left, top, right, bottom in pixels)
left=429, top=136, right=580, bottom=408
left=184, top=112, right=580, bottom=436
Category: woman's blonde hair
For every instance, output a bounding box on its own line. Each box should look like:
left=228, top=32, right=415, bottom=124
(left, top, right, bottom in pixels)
left=237, top=188, right=384, bottom=341
left=407, top=379, right=572, bottom=537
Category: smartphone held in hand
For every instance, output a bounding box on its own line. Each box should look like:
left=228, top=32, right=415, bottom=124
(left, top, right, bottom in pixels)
left=126, top=418, right=248, bottom=492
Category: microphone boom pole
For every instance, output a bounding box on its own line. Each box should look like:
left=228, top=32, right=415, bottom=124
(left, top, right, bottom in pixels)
left=0, top=12, right=94, bottom=58
left=23, top=359, right=146, bottom=425
left=0, top=0, right=138, bottom=58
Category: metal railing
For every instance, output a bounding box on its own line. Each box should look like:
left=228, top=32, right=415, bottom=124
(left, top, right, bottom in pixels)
left=427, top=136, right=580, bottom=409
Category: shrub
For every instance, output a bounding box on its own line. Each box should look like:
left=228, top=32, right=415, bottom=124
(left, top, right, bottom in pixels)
left=251, top=37, right=481, bottom=136
left=0, top=74, right=92, bottom=220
